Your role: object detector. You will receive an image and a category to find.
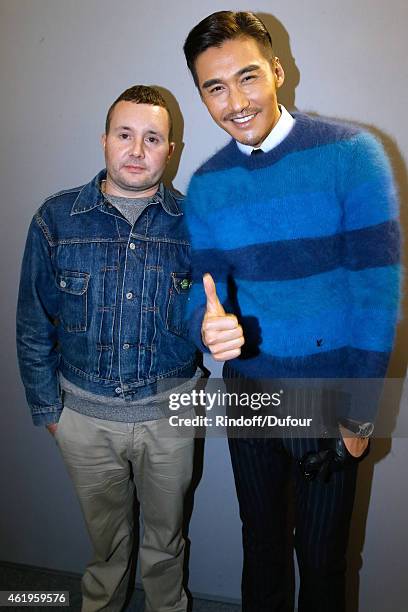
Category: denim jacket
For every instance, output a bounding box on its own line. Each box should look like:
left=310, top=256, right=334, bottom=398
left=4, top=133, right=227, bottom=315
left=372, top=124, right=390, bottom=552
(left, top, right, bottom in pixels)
left=17, top=170, right=198, bottom=425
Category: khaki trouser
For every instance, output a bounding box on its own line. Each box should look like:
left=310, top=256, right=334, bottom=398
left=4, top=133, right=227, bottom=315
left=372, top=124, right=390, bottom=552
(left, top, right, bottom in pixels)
left=56, top=406, right=194, bottom=612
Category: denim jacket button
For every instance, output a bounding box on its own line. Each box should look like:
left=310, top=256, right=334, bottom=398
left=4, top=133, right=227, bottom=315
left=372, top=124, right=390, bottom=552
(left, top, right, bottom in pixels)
left=59, top=280, right=67, bottom=288
left=126, top=292, right=133, bottom=299
left=123, top=343, right=130, bottom=350
left=129, top=242, right=136, bottom=250
left=115, top=387, right=122, bottom=394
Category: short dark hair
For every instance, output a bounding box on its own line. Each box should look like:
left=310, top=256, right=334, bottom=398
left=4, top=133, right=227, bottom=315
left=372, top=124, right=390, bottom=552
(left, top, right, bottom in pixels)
left=183, top=11, right=274, bottom=87
left=105, top=85, right=173, bottom=139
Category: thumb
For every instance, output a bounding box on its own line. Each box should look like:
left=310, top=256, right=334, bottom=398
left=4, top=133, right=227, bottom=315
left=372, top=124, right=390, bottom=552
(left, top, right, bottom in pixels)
left=203, top=273, right=225, bottom=316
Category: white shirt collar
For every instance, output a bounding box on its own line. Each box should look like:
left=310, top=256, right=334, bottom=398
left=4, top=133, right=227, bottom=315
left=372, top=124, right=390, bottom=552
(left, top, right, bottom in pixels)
left=236, top=105, right=295, bottom=155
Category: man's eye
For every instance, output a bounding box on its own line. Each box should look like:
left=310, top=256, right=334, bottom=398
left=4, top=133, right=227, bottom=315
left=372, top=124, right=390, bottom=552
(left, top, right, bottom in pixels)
left=242, top=74, right=256, bottom=83
left=119, top=133, right=130, bottom=139
left=209, top=85, right=224, bottom=94
left=146, top=136, right=159, bottom=144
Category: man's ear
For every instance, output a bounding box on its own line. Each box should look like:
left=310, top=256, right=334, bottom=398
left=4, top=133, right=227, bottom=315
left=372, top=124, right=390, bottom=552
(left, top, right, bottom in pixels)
left=168, top=141, right=176, bottom=160
left=101, top=133, right=106, bottom=149
left=273, top=57, right=285, bottom=89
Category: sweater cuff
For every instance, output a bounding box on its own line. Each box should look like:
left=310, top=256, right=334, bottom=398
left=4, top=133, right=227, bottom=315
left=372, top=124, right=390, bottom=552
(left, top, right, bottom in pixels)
left=335, top=379, right=384, bottom=424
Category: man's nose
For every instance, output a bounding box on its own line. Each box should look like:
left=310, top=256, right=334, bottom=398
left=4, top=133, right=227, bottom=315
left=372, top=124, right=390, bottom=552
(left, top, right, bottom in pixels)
left=130, top=138, right=145, bottom=158
left=228, top=86, right=250, bottom=114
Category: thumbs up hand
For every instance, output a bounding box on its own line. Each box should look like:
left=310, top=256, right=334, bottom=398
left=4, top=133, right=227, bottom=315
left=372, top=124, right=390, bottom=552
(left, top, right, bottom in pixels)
left=202, top=273, right=245, bottom=361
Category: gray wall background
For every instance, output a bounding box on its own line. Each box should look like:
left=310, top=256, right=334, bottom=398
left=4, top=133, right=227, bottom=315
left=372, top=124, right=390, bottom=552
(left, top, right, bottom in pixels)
left=0, top=1, right=407, bottom=610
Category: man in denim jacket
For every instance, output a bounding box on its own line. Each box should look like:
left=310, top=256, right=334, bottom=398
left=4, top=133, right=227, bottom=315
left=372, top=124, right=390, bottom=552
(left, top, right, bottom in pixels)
left=17, top=85, right=200, bottom=612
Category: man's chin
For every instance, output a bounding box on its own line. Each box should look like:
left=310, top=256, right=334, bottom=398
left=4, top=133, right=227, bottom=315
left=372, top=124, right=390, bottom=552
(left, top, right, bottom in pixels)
left=227, top=130, right=262, bottom=147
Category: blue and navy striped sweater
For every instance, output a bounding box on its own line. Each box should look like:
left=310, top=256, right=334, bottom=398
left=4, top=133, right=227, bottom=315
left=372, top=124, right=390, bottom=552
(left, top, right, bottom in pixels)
left=184, top=112, right=400, bottom=383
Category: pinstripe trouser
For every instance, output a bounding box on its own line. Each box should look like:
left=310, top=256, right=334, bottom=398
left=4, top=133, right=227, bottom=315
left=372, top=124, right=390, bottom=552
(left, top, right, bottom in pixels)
left=228, top=437, right=357, bottom=612
left=224, top=368, right=358, bottom=612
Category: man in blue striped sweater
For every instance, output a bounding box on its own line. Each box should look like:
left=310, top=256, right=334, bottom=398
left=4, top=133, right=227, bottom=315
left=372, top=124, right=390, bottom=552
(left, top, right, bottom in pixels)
left=183, top=11, right=400, bottom=612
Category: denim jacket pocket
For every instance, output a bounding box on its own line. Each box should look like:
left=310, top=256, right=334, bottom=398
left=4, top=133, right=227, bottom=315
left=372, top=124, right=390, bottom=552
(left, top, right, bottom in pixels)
left=56, top=270, right=90, bottom=332
left=166, top=272, right=193, bottom=338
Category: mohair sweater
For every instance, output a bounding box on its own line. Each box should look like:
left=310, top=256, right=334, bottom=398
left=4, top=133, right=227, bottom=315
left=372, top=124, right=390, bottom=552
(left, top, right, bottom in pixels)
left=184, top=113, right=400, bottom=392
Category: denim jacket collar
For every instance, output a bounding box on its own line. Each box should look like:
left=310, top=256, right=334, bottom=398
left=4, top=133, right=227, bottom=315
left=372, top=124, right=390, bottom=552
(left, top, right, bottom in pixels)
left=70, top=169, right=183, bottom=217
